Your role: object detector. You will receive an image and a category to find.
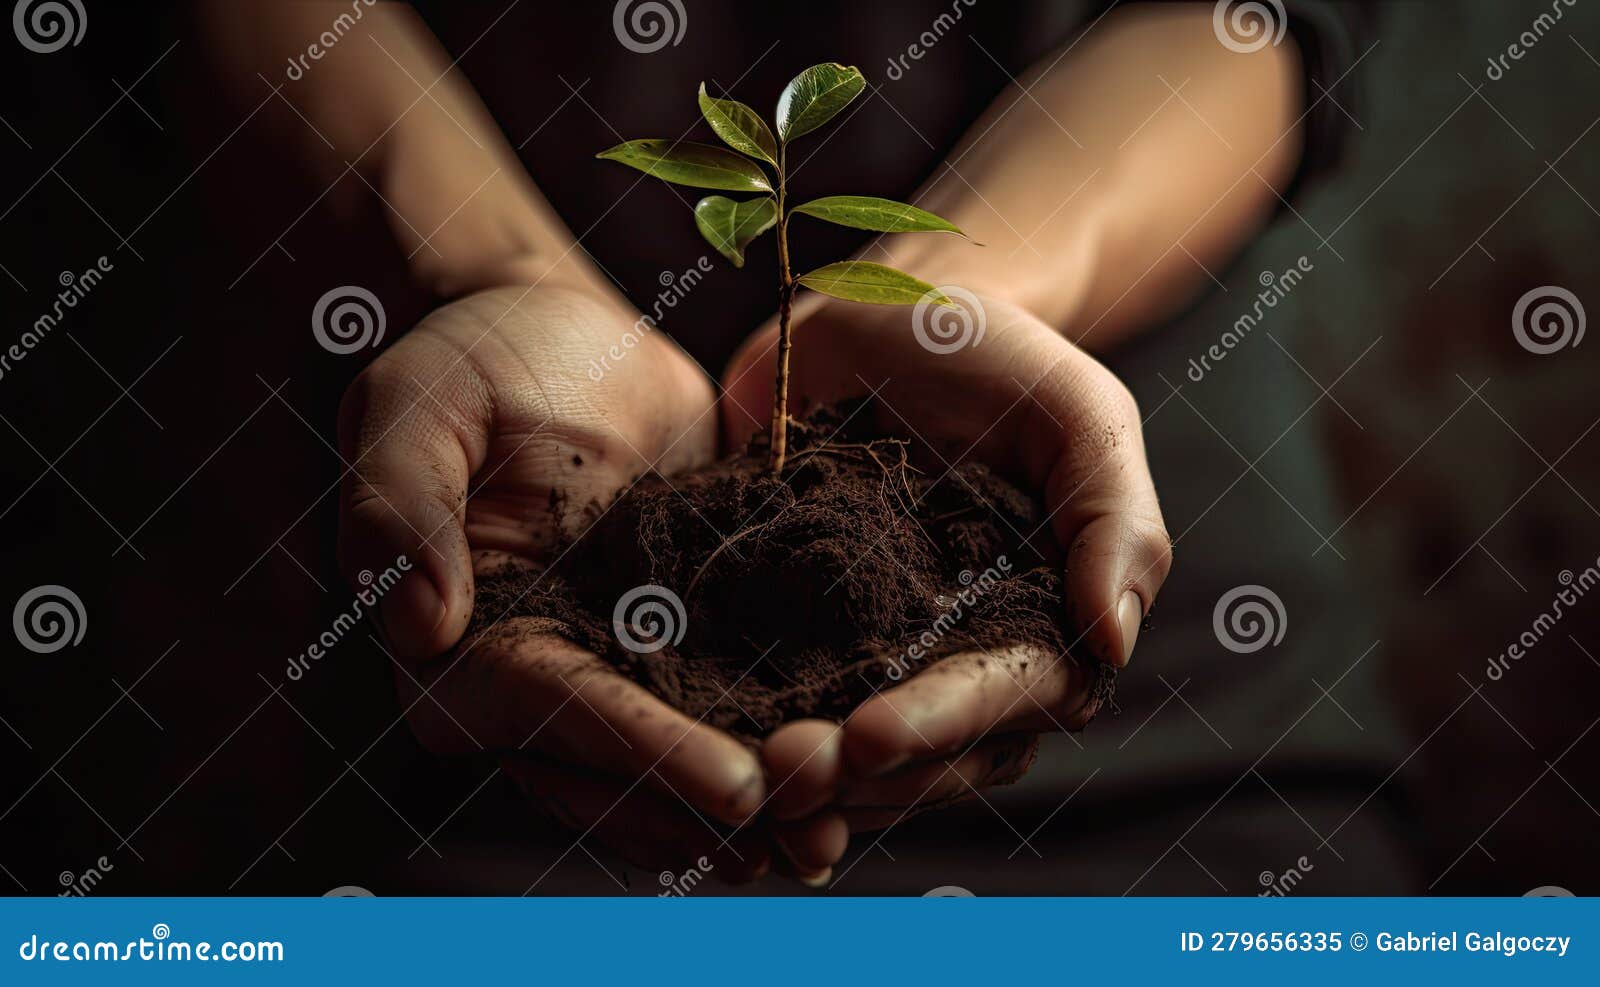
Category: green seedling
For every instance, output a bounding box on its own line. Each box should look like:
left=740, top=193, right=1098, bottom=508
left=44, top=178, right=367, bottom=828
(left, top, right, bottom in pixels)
left=598, top=62, right=968, bottom=471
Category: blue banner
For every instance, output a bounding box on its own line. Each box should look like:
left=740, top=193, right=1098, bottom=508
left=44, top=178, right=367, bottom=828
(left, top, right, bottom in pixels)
left=2, top=897, right=1594, bottom=984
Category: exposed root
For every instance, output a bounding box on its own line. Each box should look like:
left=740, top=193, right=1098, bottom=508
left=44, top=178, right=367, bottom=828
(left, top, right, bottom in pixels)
left=467, top=400, right=1111, bottom=740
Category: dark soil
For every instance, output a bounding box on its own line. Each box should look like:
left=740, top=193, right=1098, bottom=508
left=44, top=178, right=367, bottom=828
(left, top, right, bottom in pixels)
left=465, top=402, right=1114, bottom=743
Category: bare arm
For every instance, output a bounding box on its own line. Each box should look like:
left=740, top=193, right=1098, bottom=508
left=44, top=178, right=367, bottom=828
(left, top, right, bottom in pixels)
left=192, top=2, right=790, bottom=875
left=882, top=2, right=1306, bottom=350
left=192, top=0, right=614, bottom=304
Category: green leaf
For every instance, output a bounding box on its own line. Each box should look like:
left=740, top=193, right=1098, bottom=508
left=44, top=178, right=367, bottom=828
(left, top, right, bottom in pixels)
left=693, top=195, right=778, bottom=268
left=791, top=196, right=965, bottom=236
left=595, top=139, right=771, bottom=192
left=775, top=63, right=866, bottom=142
left=795, top=261, right=956, bottom=307
left=698, top=83, right=778, bottom=166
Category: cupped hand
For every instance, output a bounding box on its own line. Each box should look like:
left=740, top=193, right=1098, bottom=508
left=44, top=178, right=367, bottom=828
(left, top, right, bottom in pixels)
left=336, top=283, right=772, bottom=878
left=719, top=291, right=1173, bottom=859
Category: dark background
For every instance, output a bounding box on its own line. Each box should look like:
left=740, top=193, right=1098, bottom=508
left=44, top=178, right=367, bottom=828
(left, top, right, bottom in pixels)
left=1, top=1, right=1597, bottom=895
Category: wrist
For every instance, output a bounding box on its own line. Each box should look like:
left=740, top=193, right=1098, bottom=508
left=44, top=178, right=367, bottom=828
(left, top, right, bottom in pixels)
left=413, top=243, right=612, bottom=305
left=864, top=197, right=1109, bottom=332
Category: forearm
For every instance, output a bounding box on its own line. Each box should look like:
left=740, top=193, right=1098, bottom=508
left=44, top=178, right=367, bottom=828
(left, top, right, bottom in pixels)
left=193, top=1, right=612, bottom=304
left=880, top=3, right=1306, bottom=351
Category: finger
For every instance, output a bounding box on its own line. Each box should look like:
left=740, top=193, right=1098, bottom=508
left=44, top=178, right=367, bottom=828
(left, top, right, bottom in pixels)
left=770, top=856, right=834, bottom=889
left=842, top=646, right=1086, bottom=778
left=337, top=332, right=491, bottom=663
left=501, top=756, right=770, bottom=882
left=412, top=624, right=764, bottom=825
left=1021, top=348, right=1173, bottom=668
left=837, top=733, right=1037, bottom=836
left=772, top=811, right=849, bottom=876
left=761, top=718, right=844, bottom=821
left=838, top=732, right=1038, bottom=810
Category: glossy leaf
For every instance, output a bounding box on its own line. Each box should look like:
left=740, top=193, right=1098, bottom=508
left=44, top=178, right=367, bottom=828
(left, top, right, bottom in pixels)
left=698, top=83, right=778, bottom=166
left=595, top=140, right=771, bottom=192
left=795, top=261, right=955, bottom=307
left=693, top=195, right=778, bottom=268
left=790, top=196, right=964, bottom=236
left=775, top=63, right=866, bottom=142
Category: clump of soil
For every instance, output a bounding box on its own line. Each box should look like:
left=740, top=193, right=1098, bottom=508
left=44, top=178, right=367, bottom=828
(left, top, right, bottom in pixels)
left=466, top=402, right=1113, bottom=742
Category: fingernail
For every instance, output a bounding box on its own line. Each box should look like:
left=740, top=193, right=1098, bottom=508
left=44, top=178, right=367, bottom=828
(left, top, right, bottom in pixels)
left=798, top=867, right=832, bottom=889
left=723, top=766, right=766, bottom=824
left=377, top=573, right=446, bottom=656
left=1116, top=590, right=1144, bottom=666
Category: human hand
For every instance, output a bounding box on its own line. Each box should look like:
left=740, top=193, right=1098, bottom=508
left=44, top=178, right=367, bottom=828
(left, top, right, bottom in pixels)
left=719, top=291, right=1172, bottom=863
left=337, top=283, right=776, bottom=878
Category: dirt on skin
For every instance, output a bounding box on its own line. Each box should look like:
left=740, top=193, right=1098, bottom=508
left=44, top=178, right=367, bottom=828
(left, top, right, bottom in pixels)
left=464, top=402, right=1115, bottom=744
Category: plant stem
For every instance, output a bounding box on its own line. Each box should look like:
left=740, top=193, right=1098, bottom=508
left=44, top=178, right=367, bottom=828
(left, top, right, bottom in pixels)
left=770, top=143, right=794, bottom=473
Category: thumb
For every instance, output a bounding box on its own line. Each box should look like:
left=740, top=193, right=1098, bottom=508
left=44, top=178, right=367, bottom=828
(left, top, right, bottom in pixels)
left=1022, top=347, right=1173, bottom=670
left=336, top=340, right=486, bottom=663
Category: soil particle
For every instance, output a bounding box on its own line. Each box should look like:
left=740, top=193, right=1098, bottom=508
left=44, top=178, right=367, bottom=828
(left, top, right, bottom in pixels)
left=466, top=401, right=1113, bottom=741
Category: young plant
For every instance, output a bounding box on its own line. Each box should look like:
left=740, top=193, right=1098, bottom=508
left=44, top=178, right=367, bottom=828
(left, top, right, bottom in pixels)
left=597, top=62, right=967, bottom=471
